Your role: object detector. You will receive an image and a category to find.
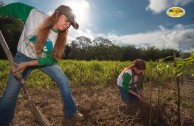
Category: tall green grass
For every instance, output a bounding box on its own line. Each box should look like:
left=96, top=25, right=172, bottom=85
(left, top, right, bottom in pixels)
left=0, top=60, right=10, bottom=88
left=0, top=60, right=132, bottom=88
left=1, top=59, right=190, bottom=89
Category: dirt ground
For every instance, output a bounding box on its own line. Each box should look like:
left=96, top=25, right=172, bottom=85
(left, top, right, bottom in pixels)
left=7, top=83, right=194, bottom=126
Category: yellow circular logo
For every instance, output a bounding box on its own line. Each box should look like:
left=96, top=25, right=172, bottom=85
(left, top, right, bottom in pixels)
left=166, top=7, right=185, bottom=18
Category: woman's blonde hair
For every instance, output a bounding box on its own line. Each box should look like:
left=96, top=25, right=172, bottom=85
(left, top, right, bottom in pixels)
left=35, top=11, right=68, bottom=60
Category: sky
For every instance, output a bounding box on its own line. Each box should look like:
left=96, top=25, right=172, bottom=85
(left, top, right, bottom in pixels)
left=2, top=0, right=194, bottom=52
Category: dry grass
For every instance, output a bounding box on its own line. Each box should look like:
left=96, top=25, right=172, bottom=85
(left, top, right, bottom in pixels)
left=5, top=83, right=194, bottom=126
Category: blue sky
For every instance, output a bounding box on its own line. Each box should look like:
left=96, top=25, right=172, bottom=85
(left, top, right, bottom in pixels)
left=2, top=0, right=194, bottom=52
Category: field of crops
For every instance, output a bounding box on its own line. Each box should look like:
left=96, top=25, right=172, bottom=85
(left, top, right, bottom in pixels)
left=0, top=59, right=194, bottom=126
left=0, top=59, right=175, bottom=88
left=0, top=60, right=132, bottom=88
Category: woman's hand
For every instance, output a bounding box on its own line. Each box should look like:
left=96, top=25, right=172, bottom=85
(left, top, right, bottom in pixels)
left=137, top=94, right=146, bottom=102
left=138, top=90, right=146, bottom=102
left=11, top=60, right=38, bottom=74
left=11, top=62, right=29, bottom=74
left=129, top=89, right=146, bottom=102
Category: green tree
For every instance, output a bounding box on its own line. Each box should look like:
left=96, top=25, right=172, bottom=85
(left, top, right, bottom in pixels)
left=0, top=17, right=23, bottom=58
left=68, top=36, right=93, bottom=60
left=92, top=37, right=122, bottom=60
left=120, top=45, right=140, bottom=61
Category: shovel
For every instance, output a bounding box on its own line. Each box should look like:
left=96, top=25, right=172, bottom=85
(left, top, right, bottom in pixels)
left=0, top=31, right=51, bottom=126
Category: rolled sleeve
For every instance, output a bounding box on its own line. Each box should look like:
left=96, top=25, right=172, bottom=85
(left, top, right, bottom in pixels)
left=38, top=55, right=56, bottom=66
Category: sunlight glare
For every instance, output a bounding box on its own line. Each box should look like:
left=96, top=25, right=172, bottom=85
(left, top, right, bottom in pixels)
left=64, top=0, right=90, bottom=27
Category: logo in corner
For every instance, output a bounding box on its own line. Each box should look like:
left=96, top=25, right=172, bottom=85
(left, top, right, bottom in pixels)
left=166, top=7, right=185, bottom=18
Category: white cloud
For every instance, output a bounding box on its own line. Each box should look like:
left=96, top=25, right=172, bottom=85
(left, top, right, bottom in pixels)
left=68, top=24, right=194, bottom=51
left=174, top=24, right=184, bottom=29
left=117, top=25, right=194, bottom=50
left=146, top=0, right=169, bottom=14
left=146, top=0, right=193, bottom=14
left=159, top=25, right=166, bottom=31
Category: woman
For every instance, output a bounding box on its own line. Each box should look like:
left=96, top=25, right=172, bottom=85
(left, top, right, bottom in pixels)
left=117, top=59, right=146, bottom=104
left=0, top=2, right=83, bottom=125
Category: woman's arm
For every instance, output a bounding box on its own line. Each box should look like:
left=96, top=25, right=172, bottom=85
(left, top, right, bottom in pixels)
left=139, top=89, right=144, bottom=97
left=11, top=60, right=38, bottom=73
left=129, top=89, right=140, bottom=97
left=12, top=55, right=56, bottom=73
left=129, top=89, right=145, bottom=102
left=122, top=72, right=131, bottom=91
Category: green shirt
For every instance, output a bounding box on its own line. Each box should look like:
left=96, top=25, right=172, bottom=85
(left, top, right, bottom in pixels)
left=122, top=72, right=144, bottom=92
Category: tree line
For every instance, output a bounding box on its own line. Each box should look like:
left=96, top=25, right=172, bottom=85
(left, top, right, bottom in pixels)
left=64, top=36, right=175, bottom=61
left=0, top=16, right=176, bottom=61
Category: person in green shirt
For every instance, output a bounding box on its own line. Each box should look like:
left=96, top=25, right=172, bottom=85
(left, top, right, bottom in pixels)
left=117, top=59, right=146, bottom=104
left=0, top=2, right=83, bottom=125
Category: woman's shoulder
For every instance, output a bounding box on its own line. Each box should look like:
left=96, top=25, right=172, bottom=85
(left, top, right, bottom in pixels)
left=30, top=8, right=47, bottom=18
left=125, top=69, right=132, bottom=74
left=26, top=8, right=48, bottom=27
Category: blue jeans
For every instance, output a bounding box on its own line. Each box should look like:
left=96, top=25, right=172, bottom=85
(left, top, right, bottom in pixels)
left=0, top=52, right=78, bottom=126
left=118, top=86, right=139, bottom=102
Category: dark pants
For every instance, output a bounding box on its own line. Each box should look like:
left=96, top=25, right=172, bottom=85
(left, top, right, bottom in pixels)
left=118, top=86, right=139, bottom=103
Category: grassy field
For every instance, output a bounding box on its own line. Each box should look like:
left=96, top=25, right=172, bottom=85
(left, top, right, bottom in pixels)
left=0, top=59, right=175, bottom=88
left=0, top=60, right=131, bottom=88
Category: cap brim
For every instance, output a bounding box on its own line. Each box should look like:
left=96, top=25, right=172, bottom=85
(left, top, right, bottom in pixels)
left=71, top=21, right=79, bottom=29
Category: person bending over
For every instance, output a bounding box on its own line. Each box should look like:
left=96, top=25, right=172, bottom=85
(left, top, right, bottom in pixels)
left=0, top=2, right=83, bottom=125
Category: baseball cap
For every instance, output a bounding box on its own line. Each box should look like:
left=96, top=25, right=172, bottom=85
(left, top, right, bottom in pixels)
left=55, top=5, right=79, bottom=29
